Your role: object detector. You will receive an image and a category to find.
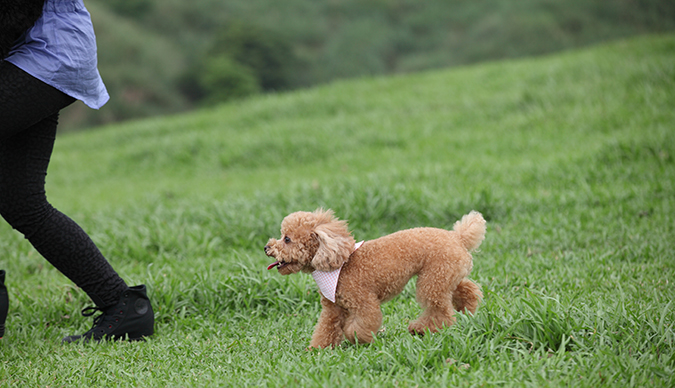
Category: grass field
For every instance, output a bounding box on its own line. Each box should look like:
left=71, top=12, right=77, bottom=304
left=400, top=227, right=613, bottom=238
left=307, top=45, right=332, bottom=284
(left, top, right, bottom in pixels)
left=1, top=34, right=673, bottom=386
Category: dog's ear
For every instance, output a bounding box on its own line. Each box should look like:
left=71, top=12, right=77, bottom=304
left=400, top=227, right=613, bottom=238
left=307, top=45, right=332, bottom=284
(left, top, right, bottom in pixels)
left=311, top=212, right=355, bottom=272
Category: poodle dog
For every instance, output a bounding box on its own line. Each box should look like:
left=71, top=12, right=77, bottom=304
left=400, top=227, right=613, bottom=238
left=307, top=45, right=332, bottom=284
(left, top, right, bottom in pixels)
left=264, top=208, right=485, bottom=349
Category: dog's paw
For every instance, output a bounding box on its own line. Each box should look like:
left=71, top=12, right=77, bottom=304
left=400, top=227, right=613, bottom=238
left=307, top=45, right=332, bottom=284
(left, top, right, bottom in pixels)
left=407, top=323, right=427, bottom=336
left=407, top=320, right=429, bottom=336
left=408, top=317, right=450, bottom=336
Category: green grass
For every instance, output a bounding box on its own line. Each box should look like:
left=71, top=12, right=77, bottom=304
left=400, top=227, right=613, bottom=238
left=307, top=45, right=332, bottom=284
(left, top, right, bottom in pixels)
left=1, top=34, right=673, bottom=386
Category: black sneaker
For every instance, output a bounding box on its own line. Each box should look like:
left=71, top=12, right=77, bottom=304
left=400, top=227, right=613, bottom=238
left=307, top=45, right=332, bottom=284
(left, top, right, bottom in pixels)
left=62, top=285, right=154, bottom=343
left=0, top=270, right=7, bottom=338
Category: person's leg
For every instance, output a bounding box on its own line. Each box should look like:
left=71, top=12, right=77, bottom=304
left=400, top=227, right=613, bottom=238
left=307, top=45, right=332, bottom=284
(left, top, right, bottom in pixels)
left=0, top=61, right=128, bottom=307
left=0, top=61, right=70, bottom=138
left=0, top=114, right=129, bottom=307
left=0, top=61, right=153, bottom=341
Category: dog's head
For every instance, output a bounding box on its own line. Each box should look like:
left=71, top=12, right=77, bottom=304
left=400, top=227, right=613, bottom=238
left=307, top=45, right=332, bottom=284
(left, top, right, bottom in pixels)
left=265, top=208, right=355, bottom=275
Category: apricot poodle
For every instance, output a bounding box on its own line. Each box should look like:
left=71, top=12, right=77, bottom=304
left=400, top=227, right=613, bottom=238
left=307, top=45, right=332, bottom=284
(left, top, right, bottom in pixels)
left=264, top=208, right=485, bottom=349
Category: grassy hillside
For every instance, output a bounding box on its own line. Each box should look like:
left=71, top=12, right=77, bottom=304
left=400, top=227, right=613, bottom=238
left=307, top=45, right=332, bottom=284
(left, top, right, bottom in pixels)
left=1, top=34, right=673, bottom=386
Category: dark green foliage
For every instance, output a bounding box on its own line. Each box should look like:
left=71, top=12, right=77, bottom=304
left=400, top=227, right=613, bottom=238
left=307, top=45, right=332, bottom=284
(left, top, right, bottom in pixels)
left=198, top=54, right=260, bottom=104
left=184, top=23, right=298, bottom=104
left=55, top=0, right=675, bottom=130
left=104, top=0, right=153, bottom=17
left=209, top=23, right=297, bottom=92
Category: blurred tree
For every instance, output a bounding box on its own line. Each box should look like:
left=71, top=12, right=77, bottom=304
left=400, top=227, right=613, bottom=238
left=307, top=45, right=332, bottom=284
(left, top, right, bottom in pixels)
left=209, top=23, right=297, bottom=92
left=105, top=0, right=153, bottom=17
left=198, top=54, right=260, bottom=105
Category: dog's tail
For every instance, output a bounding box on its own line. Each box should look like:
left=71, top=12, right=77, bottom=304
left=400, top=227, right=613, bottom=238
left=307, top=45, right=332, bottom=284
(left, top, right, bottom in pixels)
left=452, top=211, right=486, bottom=252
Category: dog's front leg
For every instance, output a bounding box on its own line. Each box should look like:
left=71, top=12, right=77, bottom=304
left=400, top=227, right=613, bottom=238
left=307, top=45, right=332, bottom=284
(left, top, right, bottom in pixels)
left=309, top=296, right=346, bottom=349
left=343, top=300, right=382, bottom=345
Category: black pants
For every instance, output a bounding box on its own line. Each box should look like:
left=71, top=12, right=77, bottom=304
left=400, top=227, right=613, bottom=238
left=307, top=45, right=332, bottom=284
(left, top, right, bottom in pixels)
left=0, top=61, right=127, bottom=308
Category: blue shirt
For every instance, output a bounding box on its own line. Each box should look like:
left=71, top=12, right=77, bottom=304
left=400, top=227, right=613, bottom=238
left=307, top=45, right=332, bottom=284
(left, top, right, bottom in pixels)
left=6, top=0, right=109, bottom=109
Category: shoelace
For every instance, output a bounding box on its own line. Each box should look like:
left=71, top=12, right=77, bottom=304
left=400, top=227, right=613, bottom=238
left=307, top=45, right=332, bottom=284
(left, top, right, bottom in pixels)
left=81, top=306, right=121, bottom=331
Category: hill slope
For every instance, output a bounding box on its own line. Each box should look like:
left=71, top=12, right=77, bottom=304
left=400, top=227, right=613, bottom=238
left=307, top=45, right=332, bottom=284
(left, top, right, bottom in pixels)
left=1, top=34, right=672, bottom=387
left=49, top=34, right=674, bottom=214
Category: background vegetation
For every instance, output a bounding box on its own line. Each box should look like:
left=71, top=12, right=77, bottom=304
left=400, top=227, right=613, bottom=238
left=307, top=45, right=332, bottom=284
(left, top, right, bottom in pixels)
left=58, top=0, right=675, bottom=130
left=0, top=34, right=673, bottom=386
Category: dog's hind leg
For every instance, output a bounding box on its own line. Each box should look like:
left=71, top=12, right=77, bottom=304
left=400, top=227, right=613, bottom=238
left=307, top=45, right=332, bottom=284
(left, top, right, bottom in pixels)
left=452, top=279, right=482, bottom=315
left=342, top=299, right=382, bottom=345
left=408, top=267, right=459, bottom=335
left=310, top=297, right=347, bottom=349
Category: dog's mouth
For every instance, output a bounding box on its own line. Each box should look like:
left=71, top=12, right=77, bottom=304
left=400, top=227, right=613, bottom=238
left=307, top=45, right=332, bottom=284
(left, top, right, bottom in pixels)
left=267, top=261, right=289, bottom=270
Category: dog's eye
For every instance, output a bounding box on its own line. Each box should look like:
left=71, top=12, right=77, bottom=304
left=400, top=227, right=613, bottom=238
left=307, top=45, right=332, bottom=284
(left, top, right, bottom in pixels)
left=284, top=236, right=291, bottom=243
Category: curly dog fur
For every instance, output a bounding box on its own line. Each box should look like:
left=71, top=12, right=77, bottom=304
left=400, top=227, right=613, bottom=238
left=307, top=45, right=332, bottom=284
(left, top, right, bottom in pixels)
left=1, top=0, right=46, bottom=60
left=265, top=209, right=485, bottom=348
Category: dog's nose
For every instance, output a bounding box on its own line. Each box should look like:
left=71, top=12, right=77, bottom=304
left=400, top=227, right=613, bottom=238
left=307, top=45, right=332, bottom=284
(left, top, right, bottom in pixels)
left=264, top=245, right=270, bottom=253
